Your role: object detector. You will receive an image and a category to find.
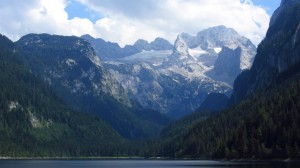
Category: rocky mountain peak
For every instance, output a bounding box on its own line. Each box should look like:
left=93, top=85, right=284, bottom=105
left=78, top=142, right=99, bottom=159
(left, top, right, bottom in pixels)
left=169, top=34, right=197, bottom=65
left=173, top=34, right=190, bottom=57
left=197, top=25, right=239, bottom=39
left=196, top=25, right=245, bottom=50
left=169, top=26, right=256, bottom=86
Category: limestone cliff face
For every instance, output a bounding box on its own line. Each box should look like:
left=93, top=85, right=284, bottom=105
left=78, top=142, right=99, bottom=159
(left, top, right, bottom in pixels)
left=101, top=26, right=253, bottom=117
left=230, top=0, right=300, bottom=104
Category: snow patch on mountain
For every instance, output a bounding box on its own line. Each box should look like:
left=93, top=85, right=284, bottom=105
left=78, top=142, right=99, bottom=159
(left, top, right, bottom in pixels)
left=188, top=46, right=208, bottom=58
left=121, top=50, right=172, bottom=63
left=87, top=26, right=256, bottom=117
left=214, top=47, right=222, bottom=53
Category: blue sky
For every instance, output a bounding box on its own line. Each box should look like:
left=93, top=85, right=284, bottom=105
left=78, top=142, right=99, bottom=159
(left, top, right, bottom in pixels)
left=0, top=0, right=280, bottom=46
left=252, top=0, right=281, bottom=15
left=66, top=0, right=102, bottom=23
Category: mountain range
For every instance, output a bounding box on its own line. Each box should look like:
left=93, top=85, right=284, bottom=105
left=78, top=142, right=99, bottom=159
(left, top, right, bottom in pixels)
left=84, top=25, right=256, bottom=117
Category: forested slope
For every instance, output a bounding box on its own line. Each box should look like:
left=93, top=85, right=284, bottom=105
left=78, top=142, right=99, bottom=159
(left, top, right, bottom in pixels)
left=0, top=34, right=125, bottom=157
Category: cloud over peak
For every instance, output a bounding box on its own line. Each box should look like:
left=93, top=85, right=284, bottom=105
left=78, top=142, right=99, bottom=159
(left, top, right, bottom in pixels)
left=0, top=0, right=271, bottom=46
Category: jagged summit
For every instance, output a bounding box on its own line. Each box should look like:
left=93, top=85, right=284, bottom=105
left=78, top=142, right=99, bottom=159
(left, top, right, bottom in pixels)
left=99, top=26, right=256, bottom=117
left=169, top=26, right=256, bottom=85
left=171, top=34, right=193, bottom=61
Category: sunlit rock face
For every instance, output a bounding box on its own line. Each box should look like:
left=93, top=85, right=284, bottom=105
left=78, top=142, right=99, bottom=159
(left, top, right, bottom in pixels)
left=86, top=26, right=256, bottom=118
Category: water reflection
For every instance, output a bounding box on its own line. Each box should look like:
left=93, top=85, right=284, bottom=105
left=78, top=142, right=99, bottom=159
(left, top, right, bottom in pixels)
left=0, top=160, right=299, bottom=168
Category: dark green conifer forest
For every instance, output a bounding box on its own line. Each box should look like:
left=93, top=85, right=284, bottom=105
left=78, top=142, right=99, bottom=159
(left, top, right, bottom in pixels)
left=0, top=34, right=128, bottom=157
left=158, top=75, right=300, bottom=158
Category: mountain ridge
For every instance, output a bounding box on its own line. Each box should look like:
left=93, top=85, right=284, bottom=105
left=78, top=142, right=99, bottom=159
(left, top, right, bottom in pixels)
left=82, top=35, right=173, bottom=61
left=86, top=25, right=256, bottom=117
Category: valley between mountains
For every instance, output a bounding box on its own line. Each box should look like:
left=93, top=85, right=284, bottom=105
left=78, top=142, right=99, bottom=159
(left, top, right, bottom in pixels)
left=0, top=0, right=300, bottom=159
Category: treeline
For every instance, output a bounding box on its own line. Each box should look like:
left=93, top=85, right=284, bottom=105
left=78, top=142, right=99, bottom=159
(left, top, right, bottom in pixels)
left=158, top=75, right=300, bottom=159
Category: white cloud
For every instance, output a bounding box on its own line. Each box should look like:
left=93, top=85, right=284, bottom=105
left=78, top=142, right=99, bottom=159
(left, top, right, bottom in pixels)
left=81, top=0, right=270, bottom=45
left=0, top=0, right=96, bottom=40
left=0, top=0, right=270, bottom=46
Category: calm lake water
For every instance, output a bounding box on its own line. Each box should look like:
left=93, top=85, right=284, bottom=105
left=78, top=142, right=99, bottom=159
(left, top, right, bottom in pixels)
left=0, top=160, right=299, bottom=168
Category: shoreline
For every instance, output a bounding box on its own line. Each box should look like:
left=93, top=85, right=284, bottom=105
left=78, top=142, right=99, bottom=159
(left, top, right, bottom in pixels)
left=0, top=157, right=299, bottom=162
left=0, top=156, right=149, bottom=160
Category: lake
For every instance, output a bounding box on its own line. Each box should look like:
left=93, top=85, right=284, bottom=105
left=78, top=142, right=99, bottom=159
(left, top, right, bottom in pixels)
left=0, top=160, right=299, bottom=168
